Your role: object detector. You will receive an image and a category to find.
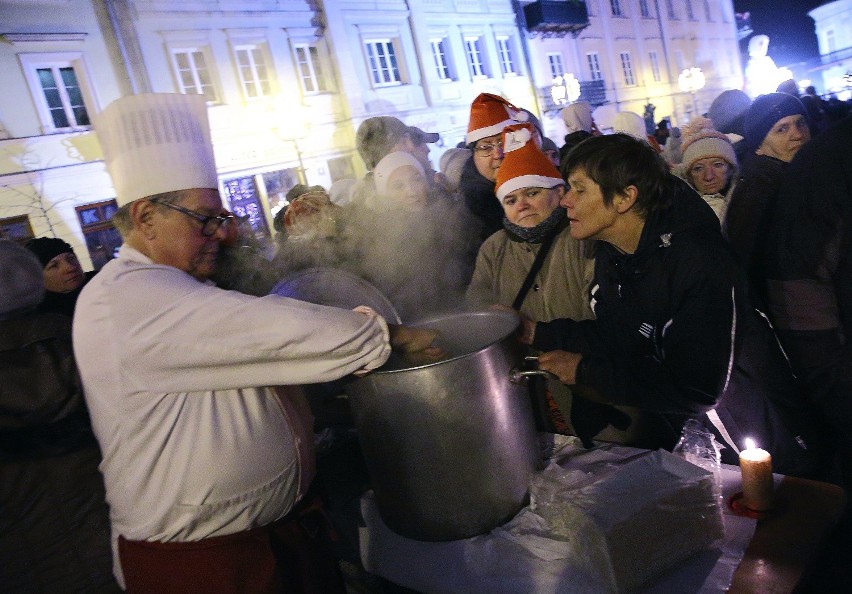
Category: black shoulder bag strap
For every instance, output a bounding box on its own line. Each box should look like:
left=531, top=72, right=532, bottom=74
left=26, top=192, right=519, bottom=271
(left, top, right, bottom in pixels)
left=512, top=227, right=559, bottom=311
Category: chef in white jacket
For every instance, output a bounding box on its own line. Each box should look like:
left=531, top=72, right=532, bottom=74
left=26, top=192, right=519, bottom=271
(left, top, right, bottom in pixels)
left=73, top=93, right=437, bottom=593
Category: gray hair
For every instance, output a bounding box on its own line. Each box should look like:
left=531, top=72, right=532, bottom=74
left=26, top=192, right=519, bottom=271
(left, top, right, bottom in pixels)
left=110, top=190, right=186, bottom=238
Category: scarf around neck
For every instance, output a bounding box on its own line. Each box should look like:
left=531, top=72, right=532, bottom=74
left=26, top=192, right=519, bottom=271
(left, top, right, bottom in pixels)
left=503, top=207, right=567, bottom=243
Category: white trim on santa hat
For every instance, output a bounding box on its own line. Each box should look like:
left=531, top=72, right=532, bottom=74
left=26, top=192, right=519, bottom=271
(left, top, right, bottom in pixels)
left=466, top=118, right=517, bottom=145
left=496, top=174, right=564, bottom=200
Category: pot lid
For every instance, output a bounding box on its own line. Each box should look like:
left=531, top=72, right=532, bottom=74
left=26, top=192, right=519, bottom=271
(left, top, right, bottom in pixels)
left=269, top=267, right=402, bottom=325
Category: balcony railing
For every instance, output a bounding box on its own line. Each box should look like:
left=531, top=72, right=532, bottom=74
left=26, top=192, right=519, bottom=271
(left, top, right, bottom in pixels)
left=522, top=0, right=590, bottom=38
left=538, top=79, right=607, bottom=115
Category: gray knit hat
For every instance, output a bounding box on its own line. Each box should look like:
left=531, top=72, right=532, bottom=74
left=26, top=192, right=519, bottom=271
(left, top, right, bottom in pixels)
left=708, top=90, right=752, bottom=136
left=0, top=240, right=45, bottom=318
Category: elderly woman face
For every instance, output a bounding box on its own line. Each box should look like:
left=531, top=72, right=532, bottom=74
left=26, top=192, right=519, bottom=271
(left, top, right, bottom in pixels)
left=688, top=157, right=733, bottom=195
left=501, top=185, right=564, bottom=228
left=756, top=114, right=810, bottom=163
left=385, top=165, right=429, bottom=212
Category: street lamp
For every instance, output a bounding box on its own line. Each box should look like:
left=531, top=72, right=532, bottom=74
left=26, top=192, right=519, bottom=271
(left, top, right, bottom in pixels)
left=550, top=73, right=581, bottom=108
left=678, top=67, right=706, bottom=119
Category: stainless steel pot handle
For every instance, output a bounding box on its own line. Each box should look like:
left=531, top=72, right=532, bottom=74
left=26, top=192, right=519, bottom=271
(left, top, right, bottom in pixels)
left=509, top=367, right=559, bottom=384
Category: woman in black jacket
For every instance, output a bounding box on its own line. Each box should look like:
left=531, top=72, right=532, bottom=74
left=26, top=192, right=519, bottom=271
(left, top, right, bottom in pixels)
left=519, top=134, right=821, bottom=477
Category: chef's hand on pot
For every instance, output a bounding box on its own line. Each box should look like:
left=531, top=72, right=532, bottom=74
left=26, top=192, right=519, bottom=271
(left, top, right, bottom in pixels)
left=537, top=350, right=582, bottom=385
left=389, top=325, right=447, bottom=365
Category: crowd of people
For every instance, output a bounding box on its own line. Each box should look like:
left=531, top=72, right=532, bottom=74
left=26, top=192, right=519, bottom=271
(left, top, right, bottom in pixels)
left=2, top=80, right=851, bottom=592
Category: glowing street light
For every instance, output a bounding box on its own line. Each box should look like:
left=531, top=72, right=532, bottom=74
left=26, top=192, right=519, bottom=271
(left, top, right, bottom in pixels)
left=550, top=73, right=581, bottom=107
left=678, top=67, right=706, bottom=118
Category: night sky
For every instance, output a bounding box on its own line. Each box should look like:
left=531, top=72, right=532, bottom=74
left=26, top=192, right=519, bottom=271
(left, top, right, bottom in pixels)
left=735, top=0, right=826, bottom=68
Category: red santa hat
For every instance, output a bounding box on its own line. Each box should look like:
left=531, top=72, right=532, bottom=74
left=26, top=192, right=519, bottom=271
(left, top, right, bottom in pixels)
left=495, top=123, right=563, bottom=200
left=466, top=93, right=527, bottom=144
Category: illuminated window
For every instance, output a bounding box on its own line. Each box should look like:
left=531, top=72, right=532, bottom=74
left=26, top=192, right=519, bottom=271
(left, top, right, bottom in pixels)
left=587, top=52, right=603, bottom=81
left=548, top=53, right=565, bottom=79
left=364, top=39, right=401, bottom=86
left=496, top=36, right=517, bottom=76
left=234, top=45, right=271, bottom=98
left=465, top=37, right=489, bottom=78
left=0, top=215, right=34, bottom=244
left=649, top=51, right=662, bottom=82
left=293, top=44, right=327, bottom=93
left=76, top=200, right=121, bottom=270
left=620, top=52, right=636, bottom=86
left=431, top=39, right=453, bottom=80
left=171, top=49, right=218, bottom=102
left=19, top=53, right=91, bottom=133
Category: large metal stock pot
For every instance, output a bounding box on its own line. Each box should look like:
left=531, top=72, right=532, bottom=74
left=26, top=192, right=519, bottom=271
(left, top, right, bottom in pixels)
left=345, top=310, right=540, bottom=541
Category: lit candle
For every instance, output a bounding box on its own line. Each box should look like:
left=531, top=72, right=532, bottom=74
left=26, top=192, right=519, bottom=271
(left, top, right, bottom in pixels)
left=739, top=438, right=774, bottom=511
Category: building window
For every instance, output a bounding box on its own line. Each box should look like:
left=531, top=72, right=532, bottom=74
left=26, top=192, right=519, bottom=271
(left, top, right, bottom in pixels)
left=293, top=44, right=328, bottom=94
left=548, top=53, right=565, bottom=79
left=704, top=0, right=713, bottom=21
left=431, top=38, right=453, bottom=80
left=496, top=36, right=517, bottom=76
left=171, top=49, right=218, bottom=102
left=649, top=51, right=662, bottom=82
left=19, top=53, right=92, bottom=133
left=620, top=52, right=635, bottom=86
left=666, top=0, right=677, bottom=19
left=640, top=0, right=652, bottom=18
left=587, top=52, right=603, bottom=81
left=826, top=30, right=836, bottom=54
left=365, top=39, right=402, bottom=86
left=465, top=36, right=489, bottom=78
left=685, top=0, right=695, bottom=20
left=76, top=200, right=121, bottom=269
left=234, top=45, right=271, bottom=98
left=610, top=0, right=623, bottom=17
left=0, top=215, right=34, bottom=244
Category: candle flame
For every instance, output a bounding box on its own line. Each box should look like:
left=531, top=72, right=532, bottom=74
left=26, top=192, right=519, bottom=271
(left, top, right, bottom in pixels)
left=744, top=437, right=756, bottom=450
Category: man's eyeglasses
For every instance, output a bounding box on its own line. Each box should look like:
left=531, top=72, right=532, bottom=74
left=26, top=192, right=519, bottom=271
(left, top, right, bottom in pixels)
left=474, top=140, right=503, bottom=157
left=152, top=200, right=234, bottom=237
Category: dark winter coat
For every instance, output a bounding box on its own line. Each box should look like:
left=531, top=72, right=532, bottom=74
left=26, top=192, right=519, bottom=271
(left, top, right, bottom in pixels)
left=459, top=156, right=501, bottom=245
left=533, top=176, right=820, bottom=475
left=764, top=116, right=852, bottom=483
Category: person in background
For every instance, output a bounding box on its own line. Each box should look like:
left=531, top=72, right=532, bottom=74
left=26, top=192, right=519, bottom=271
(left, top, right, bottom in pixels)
left=438, top=147, right=472, bottom=195
left=558, top=101, right=597, bottom=169
left=459, top=93, right=529, bottom=242
left=353, top=150, right=477, bottom=321
left=613, top=111, right=662, bottom=152
left=465, top=122, right=599, bottom=439
left=725, top=92, right=811, bottom=306
left=540, top=136, right=560, bottom=167
left=328, top=178, right=357, bottom=206
left=654, top=119, right=671, bottom=147
left=662, top=126, right=683, bottom=167
left=519, top=134, right=820, bottom=476
left=0, top=240, right=116, bottom=592
left=76, top=93, right=440, bottom=593
left=707, top=89, right=752, bottom=163
left=24, top=237, right=95, bottom=317
left=674, top=116, right=739, bottom=223
left=764, top=116, right=852, bottom=496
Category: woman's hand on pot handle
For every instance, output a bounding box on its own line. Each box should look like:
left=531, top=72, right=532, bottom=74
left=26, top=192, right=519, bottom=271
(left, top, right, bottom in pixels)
left=488, top=304, right=537, bottom=345
left=537, top=350, right=583, bottom=385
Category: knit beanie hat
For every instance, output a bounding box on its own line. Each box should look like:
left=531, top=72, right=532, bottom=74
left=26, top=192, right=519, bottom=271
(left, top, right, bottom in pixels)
left=24, top=237, right=74, bottom=268
left=373, top=151, right=425, bottom=196
left=0, top=240, right=45, bottom=317
left=466, top=93, right=526, bottom=144
left=708, top=90, right=752, bottom=136
left=356, top=116, right=409, bottom=171
left=439, top=148, right=472, bottom=191
left=495, top=123, right=563, bottom=200
left=680, top=116, right=738, bottom=171
left=561, top=102, right=594, bottom=133
left=744, top=93, right=808, bottom=152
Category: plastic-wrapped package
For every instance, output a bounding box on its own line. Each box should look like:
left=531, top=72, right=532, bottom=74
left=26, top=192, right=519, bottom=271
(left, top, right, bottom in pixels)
left=673, top=418, right=725, bottom=507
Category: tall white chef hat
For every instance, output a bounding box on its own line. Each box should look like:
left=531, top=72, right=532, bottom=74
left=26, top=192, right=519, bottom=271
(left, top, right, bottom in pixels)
left=95, top=93, right=218, bottom=206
